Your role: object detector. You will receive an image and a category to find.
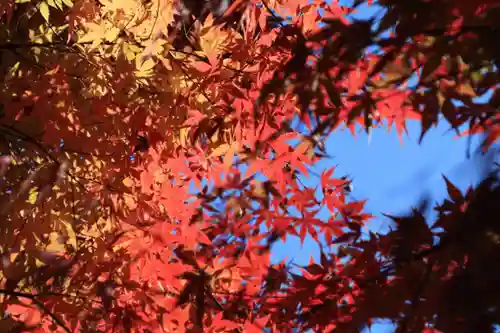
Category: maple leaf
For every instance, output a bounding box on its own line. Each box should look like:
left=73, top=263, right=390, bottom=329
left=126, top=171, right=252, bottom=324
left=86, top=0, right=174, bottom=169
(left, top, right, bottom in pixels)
left=243, top=315, right=271, bottom=333
left=2, top=0, right=500, bottom=332
left=207, top=313, right=241, bottom=331
left=199, top=14, right=234, bottom=66
left=149, top=0, right=176, bottom=38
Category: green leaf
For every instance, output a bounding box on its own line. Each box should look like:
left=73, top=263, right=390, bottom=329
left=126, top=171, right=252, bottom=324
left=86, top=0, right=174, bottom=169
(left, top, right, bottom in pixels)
left=39, top=2, right=50, bottom=21
left=471, top=70, right=483, bottom=83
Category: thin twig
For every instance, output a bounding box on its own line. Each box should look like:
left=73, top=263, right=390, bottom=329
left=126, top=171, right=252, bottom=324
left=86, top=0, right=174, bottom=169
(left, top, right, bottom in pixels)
left=0, top=289, right=72, bottom=333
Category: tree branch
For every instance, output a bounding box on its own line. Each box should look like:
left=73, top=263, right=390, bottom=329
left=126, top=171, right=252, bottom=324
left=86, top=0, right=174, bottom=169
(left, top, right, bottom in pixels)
left=0, top=289, right=72, bottom=333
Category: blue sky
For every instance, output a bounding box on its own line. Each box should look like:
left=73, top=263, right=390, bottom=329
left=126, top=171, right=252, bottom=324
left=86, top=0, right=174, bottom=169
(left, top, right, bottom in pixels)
left=272, top=119, right=489, bottom=258
left=271, top=0, right=495, bottom=271
left=271, top=118, right=494, bottom=332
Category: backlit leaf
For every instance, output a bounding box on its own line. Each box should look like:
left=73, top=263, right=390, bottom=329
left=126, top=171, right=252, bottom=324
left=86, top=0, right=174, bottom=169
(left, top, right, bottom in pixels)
left=210, top=144, right=230, bottom=158
left=39, top=1, right=50, bottom=21
left=27, top=187, right=38, bottom=204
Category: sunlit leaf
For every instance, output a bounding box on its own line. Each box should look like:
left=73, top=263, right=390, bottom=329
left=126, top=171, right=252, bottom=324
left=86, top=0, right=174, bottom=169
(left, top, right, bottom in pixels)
left=39, top=1, right=50, bottom=21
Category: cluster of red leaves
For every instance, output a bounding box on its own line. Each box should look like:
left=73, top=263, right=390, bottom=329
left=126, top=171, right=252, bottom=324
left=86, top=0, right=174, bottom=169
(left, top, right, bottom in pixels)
left=0, top=0, right=499, bottom=332
left=262, top=0, right=500, bottom=148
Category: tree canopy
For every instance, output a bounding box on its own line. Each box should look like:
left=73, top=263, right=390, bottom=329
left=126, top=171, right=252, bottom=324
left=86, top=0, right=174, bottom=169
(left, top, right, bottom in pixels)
left=0, top=0, right=500, bottom=332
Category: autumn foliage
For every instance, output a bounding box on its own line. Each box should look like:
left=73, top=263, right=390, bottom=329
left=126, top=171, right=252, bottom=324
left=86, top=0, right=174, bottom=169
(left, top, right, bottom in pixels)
left=1, top=0, right=500, bottom=331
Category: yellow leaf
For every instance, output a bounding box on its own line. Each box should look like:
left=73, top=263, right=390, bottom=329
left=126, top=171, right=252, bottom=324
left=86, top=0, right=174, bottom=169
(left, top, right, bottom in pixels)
left=27, top=187, right=38, bottom=204
left=135, top=57, right=156, bottom=77
left=142, top=39, right=167, bottom=58
left=199, top=14, right=231, bottom=64
left=170, top=50, right=189, bottom=60
left=179, top=127, right=189, bottom=147
left=78, top=23, right=106, bottom=44
left=159, top=55, right=172, bottom=70
left=128, top=43, right=142, bottom=54
left=61, top=221, right=77, bottom=250
left=223, top=144, right=236, bottom=171
left=253, top=183, right=267, bottom=198
left=6, top=62, right=20, bottom=80
left=122, top=43, right=140, bottom=61
left=35, top=258, right=45, bottom=268
left=294, top=139, right=313, bottom=156
left=210, top=144, right=230, bottom=158
left=39, top=1, right=50, bottom=21
left=124, top=196, right=137, bottom=210
left=104, top=26, right=120, bottom=42
left=122, top=177, right=134, bottom=187
left=47, top=0, right=61, bottom=9
left=137, top=58, right=156, bottom=72
left=151, top=0, right=175, bottom=37
left=45, top=232, right=65, bottom=253
left=210, top=128, right=220, bottom=143
left=457, top=83, right=476, bottom=97
left=10, top=253, right=19, bottom=263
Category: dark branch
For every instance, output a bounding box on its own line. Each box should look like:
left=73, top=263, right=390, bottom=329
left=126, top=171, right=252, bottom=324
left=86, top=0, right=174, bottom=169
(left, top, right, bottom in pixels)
left=0, top=289, right=72, bottom=333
